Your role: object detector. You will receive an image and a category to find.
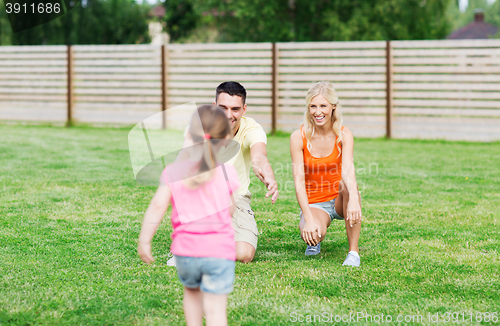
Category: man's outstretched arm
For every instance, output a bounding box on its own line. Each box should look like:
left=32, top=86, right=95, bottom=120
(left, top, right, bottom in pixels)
left=250, top=142, right=279, bottom=203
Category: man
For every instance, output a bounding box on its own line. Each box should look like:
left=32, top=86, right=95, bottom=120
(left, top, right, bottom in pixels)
left=167, top=81, right=278, bottom=265
left=214, top=81, right=279, bottom=263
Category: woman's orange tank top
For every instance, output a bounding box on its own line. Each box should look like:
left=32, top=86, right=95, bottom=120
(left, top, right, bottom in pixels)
left=301, top=126, right=343, bottom=204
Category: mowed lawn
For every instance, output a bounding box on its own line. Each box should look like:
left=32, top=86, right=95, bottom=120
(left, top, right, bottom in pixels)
left=0, top=124, right=499, bottom=326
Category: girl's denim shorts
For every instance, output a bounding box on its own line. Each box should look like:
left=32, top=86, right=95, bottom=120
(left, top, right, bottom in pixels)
left=175, top=256, right=235, bottom=295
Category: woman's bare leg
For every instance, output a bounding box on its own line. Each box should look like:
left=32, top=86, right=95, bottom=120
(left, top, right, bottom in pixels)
left=335, top=180, right=362, bottom=252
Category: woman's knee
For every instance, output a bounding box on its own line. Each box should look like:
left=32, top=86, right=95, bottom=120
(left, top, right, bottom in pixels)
left=339, top=180, right=349, bottom=196
left=320, top=228, right=327, bottom=239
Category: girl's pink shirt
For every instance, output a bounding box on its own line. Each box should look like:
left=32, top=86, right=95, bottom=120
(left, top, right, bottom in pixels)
left=162, top=162, right=240, bottom=261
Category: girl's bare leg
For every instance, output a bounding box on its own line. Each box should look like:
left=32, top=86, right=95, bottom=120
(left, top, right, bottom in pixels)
left=183, top=287, right=203, bottom=326
left=203, top=292, right=229, bottom=326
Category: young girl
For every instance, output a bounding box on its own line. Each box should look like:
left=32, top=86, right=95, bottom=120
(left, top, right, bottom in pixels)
left=138, top=105, right=240, bottom=326
left=290, top=81, right=362, bottom=266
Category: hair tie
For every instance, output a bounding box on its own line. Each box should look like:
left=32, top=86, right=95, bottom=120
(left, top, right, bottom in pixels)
left=203, top=133, right=215, bottom=168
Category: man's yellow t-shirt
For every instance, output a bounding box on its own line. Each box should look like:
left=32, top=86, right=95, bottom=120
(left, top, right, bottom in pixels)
left=226, top=116, right=267, bottom=197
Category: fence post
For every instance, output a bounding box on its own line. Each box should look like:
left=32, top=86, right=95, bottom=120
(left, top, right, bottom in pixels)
left=66, top=45, right=74, bottom=127
left=271, top=42, right=279, bottom=134
left=385, top=40, right=393, bottom=139
left=161, top=45, right=168, bottom=130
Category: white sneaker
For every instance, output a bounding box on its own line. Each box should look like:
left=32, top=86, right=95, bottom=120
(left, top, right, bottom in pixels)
left=167, top=255, right=176, bottom=267
left=342, top=252, right=360, bottom=267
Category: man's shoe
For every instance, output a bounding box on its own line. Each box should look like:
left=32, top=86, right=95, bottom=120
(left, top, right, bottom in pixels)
left=305, top=243, right=321, bottom=256
left=342, top=252, right=360, bottom=267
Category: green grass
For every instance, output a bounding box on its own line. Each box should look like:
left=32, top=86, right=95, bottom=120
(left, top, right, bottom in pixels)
left=1, top=124, right=499, bottom=325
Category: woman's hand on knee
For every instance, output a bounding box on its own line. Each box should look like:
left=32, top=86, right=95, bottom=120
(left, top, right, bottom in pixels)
left=346, top=200, right=362, bottom=227
left=302, top=221, right=321, bottom=246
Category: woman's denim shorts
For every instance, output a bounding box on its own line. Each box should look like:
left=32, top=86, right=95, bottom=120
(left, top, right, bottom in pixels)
left=301, top=198, right=344, bottom=222
left=175, top=256, right=235, bottom=295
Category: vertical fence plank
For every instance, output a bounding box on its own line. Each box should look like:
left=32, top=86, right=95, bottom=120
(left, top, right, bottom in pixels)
left=271, top=43, right=279, bottom=134
left=67, top=45, right=74, bottom=127
left=161, top=45, right=168, bottom=129
left=386, top=40, right=393, bottom=139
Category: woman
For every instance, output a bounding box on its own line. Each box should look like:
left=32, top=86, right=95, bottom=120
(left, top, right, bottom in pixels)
left=290, top=81, right=362, bottom=266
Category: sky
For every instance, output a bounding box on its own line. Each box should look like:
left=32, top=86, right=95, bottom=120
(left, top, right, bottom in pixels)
left=460, top=0, right=497, bottom=11
left=137, top=0, right=162, bottom=4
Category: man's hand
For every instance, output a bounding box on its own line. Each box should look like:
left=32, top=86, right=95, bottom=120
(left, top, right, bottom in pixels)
left=256, top=169, right=279, bottom=204
left=251, top=143, right=279, bottom=204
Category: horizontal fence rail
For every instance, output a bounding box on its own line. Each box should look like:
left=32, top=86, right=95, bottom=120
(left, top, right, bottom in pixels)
left=277, top=41, right=387, bottom=138
left=1, top=40, right=500, bottom=141
left=73, top=44, right=162, bottom=125
left=0, top=45, right=68, bottom=122
left=391, top=39, right=500, bottom=141
left=167, top=42, right=273, bottom=130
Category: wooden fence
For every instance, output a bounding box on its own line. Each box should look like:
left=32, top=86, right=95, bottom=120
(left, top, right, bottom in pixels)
left=0, top=45, right=67, bottom=122
left=1, top=40, right=499, bottom=141
left=167, top=42, right=273, bottom=130
left=391, top=40, right=500, bottom=141
left=277, top=41, right=387, bottom=138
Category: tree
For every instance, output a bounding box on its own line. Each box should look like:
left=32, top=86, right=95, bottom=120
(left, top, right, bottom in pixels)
left=320, top=0, right=452, bottom=41
left=0, top=0, right=13, bottom=45
left=0, top=0, right=151, bottom=45
left=163, top=0, right=200, bottom=42
left=74, top=0, right=151, bottom=44
left=175, top=0, right=453, bottom=42
left=490, top=0, right=500, bottom=34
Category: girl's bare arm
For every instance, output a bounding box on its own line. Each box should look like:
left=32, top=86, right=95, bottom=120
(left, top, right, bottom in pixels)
left=138, top=185, right=172, bottom=264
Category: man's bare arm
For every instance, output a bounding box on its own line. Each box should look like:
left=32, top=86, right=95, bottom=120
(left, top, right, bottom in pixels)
left=250, top=142, right=279, bottom=203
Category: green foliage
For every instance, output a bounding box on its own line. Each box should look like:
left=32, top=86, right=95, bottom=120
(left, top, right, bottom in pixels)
left=74, top=0, right=151, bottom=44
left=0, top=124, right=499, bottom=324
left=0, top=0, right=151, bottom=45
left=0, top=1, right=13, bottom=45
left=490, top=0, right=500, bottom=35
left=196, top=0, right=294, bottom=42
left=320, top=0, right=452, bottom=41
left=163, top=0, right=200, bottom=42
left=176, top=0, right=453, bottom=42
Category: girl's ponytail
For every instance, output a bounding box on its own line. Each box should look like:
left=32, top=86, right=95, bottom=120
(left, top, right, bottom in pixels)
left=203, top=133, right=215, bottom=170
left=183, top=105, right=231, bottom=189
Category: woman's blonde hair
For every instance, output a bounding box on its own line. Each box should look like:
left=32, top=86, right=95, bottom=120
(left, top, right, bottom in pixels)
left=184, top=104, right=231, bottom=189
left=302, top=81, right=343, bottom=157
